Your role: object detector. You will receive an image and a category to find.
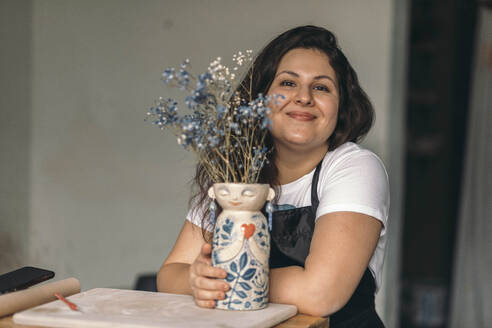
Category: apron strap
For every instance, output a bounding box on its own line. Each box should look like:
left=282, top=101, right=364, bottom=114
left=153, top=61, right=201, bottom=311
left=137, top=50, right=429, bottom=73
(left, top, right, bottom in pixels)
left=310, top=159, right=323, bottom=212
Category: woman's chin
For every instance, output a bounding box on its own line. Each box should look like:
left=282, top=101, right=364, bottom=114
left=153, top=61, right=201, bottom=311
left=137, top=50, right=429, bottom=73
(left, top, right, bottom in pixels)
left=277, top=136, right=326, bottom=151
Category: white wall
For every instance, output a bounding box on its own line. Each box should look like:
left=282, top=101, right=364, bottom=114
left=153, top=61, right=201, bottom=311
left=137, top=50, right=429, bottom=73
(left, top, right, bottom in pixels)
left=1, top=0, right=403, bottom=324
left=0, top=0, right=31, bottom=273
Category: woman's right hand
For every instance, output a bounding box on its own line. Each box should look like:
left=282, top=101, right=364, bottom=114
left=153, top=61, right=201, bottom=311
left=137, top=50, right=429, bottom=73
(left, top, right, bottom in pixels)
left=189, top=243, right=230, bottom=308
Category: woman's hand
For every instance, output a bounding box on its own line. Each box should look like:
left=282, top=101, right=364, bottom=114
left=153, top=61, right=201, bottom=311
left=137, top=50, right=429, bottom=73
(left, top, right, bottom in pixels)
left=189, top=243, right=230, bottom=308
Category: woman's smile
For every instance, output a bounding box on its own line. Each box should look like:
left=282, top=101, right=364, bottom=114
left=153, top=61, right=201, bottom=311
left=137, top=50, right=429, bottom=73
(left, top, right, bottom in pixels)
left=286, top=110, right=317, bottom=121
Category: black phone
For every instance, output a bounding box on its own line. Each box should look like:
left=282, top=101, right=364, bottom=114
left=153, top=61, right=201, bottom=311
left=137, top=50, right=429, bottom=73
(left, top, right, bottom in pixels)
left=0, top=266, right=55, bottom=295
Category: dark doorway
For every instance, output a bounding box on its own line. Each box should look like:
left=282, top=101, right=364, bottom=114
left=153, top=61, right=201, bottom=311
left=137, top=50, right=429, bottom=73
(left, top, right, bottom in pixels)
left=399, top=1, right=478, bottom=327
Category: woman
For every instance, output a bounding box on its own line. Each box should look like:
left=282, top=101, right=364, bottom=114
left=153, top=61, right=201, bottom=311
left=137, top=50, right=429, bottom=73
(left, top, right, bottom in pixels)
left=157, top=25, right=389, bottom=327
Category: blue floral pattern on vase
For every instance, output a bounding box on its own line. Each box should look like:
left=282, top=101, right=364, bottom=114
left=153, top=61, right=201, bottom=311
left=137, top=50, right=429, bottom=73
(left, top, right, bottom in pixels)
left=212, top=215, right=270, bottom=310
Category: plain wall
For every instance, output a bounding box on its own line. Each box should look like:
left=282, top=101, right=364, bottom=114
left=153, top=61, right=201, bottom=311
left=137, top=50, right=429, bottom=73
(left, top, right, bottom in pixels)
left=1, top=0, right=403, bottom=324
left=0, top=0, right=31, bottom=273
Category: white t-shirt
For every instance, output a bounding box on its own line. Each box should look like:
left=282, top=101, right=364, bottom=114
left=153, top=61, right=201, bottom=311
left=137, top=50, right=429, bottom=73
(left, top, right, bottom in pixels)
left=187, top=142, right=390, bottom=290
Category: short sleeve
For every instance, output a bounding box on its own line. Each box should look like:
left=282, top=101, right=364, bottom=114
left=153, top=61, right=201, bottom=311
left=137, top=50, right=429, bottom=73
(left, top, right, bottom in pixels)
left=316, top=149, right=390, bottom=236
left=186, top=199, right=213, bottom=232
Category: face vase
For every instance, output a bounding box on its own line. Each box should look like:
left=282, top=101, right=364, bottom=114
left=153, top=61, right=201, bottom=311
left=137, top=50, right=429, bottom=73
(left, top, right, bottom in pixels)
left=208, top=183, right=275, bottom=310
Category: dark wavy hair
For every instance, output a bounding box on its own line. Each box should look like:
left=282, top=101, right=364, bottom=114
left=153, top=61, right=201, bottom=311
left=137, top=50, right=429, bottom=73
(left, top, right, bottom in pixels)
left=190, top=25, right=374, bottom=237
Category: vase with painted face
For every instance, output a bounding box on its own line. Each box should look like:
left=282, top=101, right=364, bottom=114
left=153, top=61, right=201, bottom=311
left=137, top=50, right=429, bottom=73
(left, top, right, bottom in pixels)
left=208, top=183, right=275, bottom=311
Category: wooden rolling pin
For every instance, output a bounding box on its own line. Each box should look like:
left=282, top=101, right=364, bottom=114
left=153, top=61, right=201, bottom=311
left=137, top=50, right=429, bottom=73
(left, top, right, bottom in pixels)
left=0, top=278, right=80, bottom=317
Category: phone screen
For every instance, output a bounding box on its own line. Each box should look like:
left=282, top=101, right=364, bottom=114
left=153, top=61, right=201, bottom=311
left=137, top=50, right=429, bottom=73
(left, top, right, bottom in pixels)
left=0, top=266, right=55, bottom=294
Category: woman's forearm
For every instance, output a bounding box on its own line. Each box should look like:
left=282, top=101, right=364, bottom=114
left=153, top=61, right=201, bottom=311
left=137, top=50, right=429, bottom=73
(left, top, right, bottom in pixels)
left=269, top=266, right=339, bottom=317
left=157, top=262, right=192, bottom=295
left=269, top=266, right=305, bottom=303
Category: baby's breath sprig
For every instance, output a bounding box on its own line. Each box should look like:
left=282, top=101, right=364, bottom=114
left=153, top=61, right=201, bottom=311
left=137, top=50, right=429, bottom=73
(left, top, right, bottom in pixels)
left=146, top=51, right=280, bottom=184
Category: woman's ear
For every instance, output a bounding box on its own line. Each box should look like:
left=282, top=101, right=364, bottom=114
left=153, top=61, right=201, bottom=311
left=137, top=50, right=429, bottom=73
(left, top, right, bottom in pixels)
left=208, top=186, right=215, bottom=199
left=267, top=187, right=275, bottom=201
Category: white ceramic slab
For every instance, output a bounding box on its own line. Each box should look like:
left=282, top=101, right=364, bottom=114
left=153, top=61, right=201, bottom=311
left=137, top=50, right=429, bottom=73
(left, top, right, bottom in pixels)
left=13, top=288, right=297, bottom=328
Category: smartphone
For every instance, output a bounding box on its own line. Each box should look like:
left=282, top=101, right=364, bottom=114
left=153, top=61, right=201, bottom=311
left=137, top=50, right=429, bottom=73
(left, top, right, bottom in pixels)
left=0, top=266, right=55, bottom=295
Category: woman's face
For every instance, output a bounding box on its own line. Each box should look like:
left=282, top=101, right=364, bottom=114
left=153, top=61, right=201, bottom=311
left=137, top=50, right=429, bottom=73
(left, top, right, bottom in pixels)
left=266, top=48, right=339, bottom=153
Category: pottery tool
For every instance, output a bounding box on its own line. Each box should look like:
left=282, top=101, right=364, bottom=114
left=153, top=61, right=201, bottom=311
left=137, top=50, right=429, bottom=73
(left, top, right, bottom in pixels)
left=54, top=293, right=80, bottom=312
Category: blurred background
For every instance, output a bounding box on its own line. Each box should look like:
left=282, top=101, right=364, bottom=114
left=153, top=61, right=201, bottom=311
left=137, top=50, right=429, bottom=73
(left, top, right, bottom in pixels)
left=1, top=0, right=490, bottom=327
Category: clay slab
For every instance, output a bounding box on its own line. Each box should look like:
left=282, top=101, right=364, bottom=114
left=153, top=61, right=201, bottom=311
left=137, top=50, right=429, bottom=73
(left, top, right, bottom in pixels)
left=13, top=288, right=297, bottom=328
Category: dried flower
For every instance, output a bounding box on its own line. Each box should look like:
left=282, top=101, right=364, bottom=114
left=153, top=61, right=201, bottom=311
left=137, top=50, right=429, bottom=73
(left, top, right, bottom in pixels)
left=146, top=51, right=281, bottom=183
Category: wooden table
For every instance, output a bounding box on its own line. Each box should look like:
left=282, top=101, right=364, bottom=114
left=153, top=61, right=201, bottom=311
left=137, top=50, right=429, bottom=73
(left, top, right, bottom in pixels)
left=275, top=314, right=329, bottom=328
left=0, top=314, right=328, bottom=328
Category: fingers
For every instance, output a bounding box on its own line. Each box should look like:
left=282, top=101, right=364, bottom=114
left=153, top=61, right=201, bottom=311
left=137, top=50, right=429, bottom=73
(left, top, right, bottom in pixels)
left=194, top=299, right=216, bottom=308
left=191, top=275, right=230, bottom=292
left=194, top=261, right=227, bottom=279
left=201, top=243, right=212, bottom=256
left=195, top=288, right=226, bottom=302
left=190, top=243, right=230, bottom=309
left=194, top=244, right=226, bottom=279
left=192, top=284, right=228, bottom=309
left=195, top=243, right=212, bottom=266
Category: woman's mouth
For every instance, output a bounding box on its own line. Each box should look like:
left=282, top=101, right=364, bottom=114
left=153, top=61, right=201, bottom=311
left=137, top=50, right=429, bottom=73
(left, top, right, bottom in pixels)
left=230, top=201, right=242, bottom=206
left=287, top=111, right=316, bottom=121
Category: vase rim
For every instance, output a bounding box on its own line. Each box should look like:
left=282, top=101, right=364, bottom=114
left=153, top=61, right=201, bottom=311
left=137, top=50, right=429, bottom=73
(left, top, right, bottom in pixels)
left=212, top=182, right=270, bottom=186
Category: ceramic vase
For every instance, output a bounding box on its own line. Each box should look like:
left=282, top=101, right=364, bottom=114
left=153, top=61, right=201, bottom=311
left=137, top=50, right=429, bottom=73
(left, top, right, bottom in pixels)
left=209, top=183, right=275, bottom=311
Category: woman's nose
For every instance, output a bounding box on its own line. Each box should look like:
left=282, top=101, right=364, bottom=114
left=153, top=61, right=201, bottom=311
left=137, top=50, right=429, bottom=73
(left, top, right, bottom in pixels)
left=294, top=86, right=313, bottom=106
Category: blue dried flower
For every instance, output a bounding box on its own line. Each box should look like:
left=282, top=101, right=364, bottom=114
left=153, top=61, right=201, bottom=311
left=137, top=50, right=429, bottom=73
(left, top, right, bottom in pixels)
left=161, top=68, right=175, bottom=84
left=181, top=58, right=190, bottom=69
left=177, top=69, right=190, bottom=90
left=148, top=54, right=274, bottom=183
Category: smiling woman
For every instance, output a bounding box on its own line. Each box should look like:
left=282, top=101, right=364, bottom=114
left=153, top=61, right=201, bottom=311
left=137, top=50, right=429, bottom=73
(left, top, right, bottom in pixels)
left=157, top=26, right=389, bottom=328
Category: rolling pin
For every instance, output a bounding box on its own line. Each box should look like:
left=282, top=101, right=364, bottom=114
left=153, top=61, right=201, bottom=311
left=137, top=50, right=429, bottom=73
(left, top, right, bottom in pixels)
left=0, top=278, right=80, bottom=317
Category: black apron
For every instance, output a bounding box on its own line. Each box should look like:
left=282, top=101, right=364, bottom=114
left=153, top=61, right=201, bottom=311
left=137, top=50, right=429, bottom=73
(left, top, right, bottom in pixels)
left=268, top=160, right=385, bottom=328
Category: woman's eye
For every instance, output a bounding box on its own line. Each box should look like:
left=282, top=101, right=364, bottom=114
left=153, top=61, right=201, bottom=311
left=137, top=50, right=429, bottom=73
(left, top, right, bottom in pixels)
left=314, top=85, right=330, bottom=92
left=242, top=189, right=255, bottom=197
left=279, top=80, right=295, bottom=87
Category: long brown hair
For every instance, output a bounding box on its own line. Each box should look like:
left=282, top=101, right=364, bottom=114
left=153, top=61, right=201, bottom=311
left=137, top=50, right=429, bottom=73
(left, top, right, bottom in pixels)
left=190, top=25, right=374, bottom=239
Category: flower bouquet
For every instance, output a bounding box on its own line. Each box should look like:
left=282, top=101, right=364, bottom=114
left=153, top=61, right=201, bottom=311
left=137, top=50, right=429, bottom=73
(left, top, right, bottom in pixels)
left=147, top=51, right=277, bottom=310
left=146, top=50, right=275, bottom=183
